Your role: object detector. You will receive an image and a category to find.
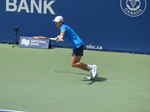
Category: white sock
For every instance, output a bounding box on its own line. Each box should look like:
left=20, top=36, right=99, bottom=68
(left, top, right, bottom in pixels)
left=87, top=65, right=93, bottom=70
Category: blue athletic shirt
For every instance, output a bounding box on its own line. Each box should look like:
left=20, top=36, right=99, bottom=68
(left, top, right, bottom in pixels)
left=60, top=24, right=84, bottom=49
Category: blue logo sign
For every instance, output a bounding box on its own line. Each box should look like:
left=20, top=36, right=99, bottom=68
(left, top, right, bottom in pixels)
left=120, top=0, right=147, bottom=17
left=19, top=36, right=51, bottom=49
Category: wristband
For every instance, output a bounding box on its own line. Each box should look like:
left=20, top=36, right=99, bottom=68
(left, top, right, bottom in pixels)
left=58, top=36, right=63, bottom=38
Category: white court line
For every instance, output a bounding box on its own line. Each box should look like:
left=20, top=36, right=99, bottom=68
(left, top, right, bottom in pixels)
left=0, top=109, right=27, bottom=112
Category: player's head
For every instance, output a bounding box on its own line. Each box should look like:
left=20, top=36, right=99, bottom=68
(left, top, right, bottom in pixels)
left=53, top=16, right=64, bottom=22
left=53, top=16, right=64, bottom=28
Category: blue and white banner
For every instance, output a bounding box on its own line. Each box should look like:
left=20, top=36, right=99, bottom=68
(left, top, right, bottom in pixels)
left=0, top=0, right=150, bottom=54
left=19, top=36, right=51, bottom=49
left=0, top=109, right=27, bottom=112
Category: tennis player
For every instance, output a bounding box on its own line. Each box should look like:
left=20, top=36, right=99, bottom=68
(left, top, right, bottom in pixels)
left=53, top=16, right=98, bottom=80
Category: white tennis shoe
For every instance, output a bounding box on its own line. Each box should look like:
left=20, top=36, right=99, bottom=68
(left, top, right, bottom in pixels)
left=87, top=65, right=98, bottom=80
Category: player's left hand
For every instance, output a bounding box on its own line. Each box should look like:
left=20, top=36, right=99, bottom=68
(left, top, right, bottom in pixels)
left=56, top=37, right=64, bottom=42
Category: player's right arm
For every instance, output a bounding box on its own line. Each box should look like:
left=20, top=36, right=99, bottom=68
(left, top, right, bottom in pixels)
left=56, top=30, right=65, bottom=42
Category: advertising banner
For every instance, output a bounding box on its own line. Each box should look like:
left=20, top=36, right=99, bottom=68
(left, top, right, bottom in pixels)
left=0, top=0, right=150, bottom=54
left=19, top=36, right=51, bottom=49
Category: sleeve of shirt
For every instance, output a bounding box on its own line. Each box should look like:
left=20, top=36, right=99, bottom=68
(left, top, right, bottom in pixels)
left=60, top=25, right=66, bottom=31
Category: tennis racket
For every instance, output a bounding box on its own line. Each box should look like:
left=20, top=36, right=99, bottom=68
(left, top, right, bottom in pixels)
left=32, top=36, right=56, bottom=40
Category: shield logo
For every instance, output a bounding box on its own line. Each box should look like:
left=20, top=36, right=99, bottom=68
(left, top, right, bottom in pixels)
left=120, top=0, right=147, bottom=17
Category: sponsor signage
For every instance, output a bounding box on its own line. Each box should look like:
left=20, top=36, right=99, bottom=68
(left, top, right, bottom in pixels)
left=0, top=0, right=149, bottom=54
left=86, top=44, right=103, bottom=51
left=6, top=0, right=55, bottom=14
left=19, top=36, right=51, bottom=49
left=120, top=0, right=147, bottom=17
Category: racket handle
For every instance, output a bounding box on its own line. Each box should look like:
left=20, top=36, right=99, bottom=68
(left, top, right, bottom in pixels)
left=50, top=38, right=56, bottom=40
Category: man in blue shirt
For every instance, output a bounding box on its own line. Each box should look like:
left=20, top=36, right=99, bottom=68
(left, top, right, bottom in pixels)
left=53, top=16, right=98, bottom=80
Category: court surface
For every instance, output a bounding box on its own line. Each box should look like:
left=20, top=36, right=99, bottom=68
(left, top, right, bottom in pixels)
left=0, top=44, right=150, bottom=112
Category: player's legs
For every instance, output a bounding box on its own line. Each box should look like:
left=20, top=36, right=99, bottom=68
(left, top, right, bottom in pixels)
left=70, top=56, right=89, bottom=71
left=70, top=55, right=98, bottom=80
left=70, top=45, right=98, bottom=79
left=70, top=45, right=89, bottom=71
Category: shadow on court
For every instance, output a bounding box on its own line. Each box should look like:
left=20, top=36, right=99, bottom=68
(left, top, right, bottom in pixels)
left=82, top=77, right=107, bottom=85
left=54, top=70, right=107, bottom=85
left=54, top=70, right=89, bottom=75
